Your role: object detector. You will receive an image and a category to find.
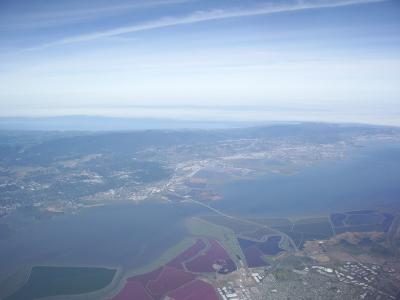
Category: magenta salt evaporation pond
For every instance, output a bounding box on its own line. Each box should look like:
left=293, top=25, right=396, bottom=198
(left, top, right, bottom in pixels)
left=146, top=266, right=196, bottom=297
left=166, top=239, right=206, bottom=270
left=167, top=279, right=219, bottom=300
left=111, top=238, right=237, bottom=299
left=110, top=281, right=153, bottom=300
left=185, top=239, right=236, bottom=274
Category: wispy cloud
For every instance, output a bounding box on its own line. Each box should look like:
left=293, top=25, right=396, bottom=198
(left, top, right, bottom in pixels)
left=30, top=0, right=385, bottom=50
left=1, top=0, right=194, bottom=30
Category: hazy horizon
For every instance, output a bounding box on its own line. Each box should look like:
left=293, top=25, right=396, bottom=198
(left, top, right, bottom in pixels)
left=1, top=0, right=400, bottom=126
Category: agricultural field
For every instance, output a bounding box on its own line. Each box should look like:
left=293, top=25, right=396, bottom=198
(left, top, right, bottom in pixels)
left=6, top=266, right=116, bottom=300
left=111, top=238, right=233, bottom=300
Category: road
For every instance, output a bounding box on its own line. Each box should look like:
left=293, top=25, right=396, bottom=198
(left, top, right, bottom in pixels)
left=186, top=198, right=299, bottom=251
left=387, top=215, right=400, bottom=257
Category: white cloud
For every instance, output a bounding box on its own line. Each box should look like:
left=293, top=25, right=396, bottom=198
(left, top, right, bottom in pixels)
left=0, top=0, right=194, bottom=30
left=30, top=0, right=385, bottom=50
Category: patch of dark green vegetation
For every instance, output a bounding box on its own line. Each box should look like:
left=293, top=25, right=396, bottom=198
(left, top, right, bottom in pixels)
left=338, top=239, right=365, bottom=255
left=346, top=210, right=376, bottom=214
left=269, top=217, right=333, bottom=249
left=201, top=215, right=278, bottom=241
left=248, top=218, right=292, bottom=227
left=293, top=218, right=333, bottom=237
left=345, top=213, right=383, bottom=226
left=339, top=237, right=392, bottom=256
left=367, top=239, right=392, bottom=256
left=272, top=268, right=293, bottom=281
left=277, top=254, right=314, bottom=270
left=6, top=266, right=116, bottom=300
left=358, top=237, right=391, bottom=255
left=331, top=211, right=393, bottom=234
left=335, top=224, right=384, bottom=234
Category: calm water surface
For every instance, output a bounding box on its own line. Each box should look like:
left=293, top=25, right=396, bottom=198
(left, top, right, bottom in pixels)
left=212, top=142, right=400, bottom=216
left=0, top=202, right=203, bottom=277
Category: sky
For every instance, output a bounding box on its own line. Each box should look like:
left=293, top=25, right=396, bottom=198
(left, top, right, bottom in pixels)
left=0, top=0, right=399, bottom=125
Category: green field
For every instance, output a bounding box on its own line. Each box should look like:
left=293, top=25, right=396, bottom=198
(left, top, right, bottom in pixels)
left=186, top=217, right=245, bottom=264
left=240, top=227, right=276, bottom=241
left=200, top=215, right=334, bottom=250
left=345, top=213, right=384, bottom=226
left=6, top=266, right=116, bottom=300
left=248, top=217, right=293, bottom=227
left=200, top=215, right=278, bottom=242
left=293, top=217, right=333, bottom=237
left=201, top=215, right=260, bottom=234
left=260, top=217, right=334, bottom=249
left=335, top=224, right=384, bottom=234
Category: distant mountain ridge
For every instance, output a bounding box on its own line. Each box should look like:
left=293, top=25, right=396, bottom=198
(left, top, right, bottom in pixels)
left=0, top=116, right=264, bottom=131
left=0, top=122, right=397, bottom=165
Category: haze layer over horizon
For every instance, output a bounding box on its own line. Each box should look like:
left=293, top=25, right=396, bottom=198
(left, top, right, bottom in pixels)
left=0, top=0, right=399, bottom=125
